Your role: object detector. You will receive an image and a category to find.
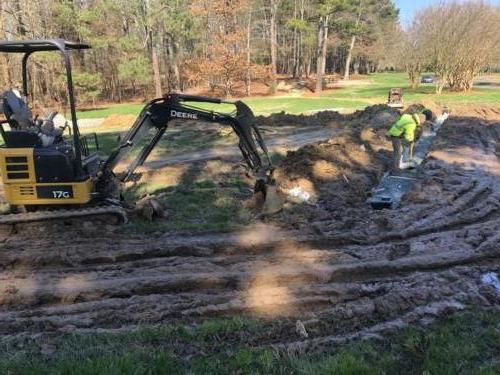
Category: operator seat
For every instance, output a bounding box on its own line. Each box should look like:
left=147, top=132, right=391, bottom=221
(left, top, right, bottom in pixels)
left=1, top=90, right=64, bottom=147
left=2, top=89, right=33, bottom=129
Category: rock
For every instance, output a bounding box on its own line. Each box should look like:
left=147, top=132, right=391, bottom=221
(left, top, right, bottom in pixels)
left=135, top=196, right=165, bottom=221
left=295, top=320, right=309, bottom=338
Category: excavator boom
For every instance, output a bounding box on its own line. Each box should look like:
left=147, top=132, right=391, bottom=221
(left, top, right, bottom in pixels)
left=0, top=93, right=281, bottom=229
left=103, top=93, right=273, bottom=182
left=98, top=93, right=281, bottom=214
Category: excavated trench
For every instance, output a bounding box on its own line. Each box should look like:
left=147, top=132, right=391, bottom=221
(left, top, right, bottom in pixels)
left=0, top=106, right=499, bottom=349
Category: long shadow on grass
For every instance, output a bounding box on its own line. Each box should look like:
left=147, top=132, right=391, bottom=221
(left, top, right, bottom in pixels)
left=116, top=120, right=255, bottom=234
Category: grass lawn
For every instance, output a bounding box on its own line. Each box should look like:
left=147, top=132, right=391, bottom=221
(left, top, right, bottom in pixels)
left=77, top=97, right=368, bottom=119
left=76, top=72, right=500, bottom=119
left=1, top=309, right=499, bottom=374
left=322, top=72, right=500, bottom=107
left=124, top=176, right=254, bottom=234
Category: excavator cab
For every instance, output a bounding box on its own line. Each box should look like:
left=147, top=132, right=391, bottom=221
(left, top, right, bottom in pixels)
left=0, top=39, right=99, bottom=207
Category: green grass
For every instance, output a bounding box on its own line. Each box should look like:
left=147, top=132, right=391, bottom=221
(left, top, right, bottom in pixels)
left=86, top=126, right=238, bottom=159
left=320, top=72, right=500, bottom=106
left=76, top=72, right=500, bottom=120
left=77, top=97, right=367, bottom=119
left=77, top=102, right=146, bottom=119
left=1, top=309, right=500, bottom=374
left=123, top=176, right=253, bottom=234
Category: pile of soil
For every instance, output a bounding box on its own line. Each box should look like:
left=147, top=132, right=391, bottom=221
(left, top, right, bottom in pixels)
left=403, top=100, right=443, bottom=117
left=347, top=104, right=401, bottom=129
left=256, top=110, right=345, bottom=128
left=256, top=104, right=400, bottom=129
left=275, top=135, right=385, bottom=209
left=274, top=105, right=399, bottom=219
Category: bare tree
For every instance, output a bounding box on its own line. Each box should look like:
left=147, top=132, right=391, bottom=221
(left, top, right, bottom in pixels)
left=398, top=23, right=426, bottom=89
left=411, top=1, right=500, bottom=93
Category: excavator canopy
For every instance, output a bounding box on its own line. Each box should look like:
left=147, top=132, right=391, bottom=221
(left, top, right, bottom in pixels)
left=0, top=39, right=90, bottom=53
left=0, top=39, right=90, bottom=175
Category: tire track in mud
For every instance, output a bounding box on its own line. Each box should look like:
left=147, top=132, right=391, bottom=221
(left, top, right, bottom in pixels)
left=1, top=209, right=499, bottom=340
left=1, top=115, right=500, bottom=346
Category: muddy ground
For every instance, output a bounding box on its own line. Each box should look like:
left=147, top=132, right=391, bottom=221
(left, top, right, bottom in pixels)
left=0, top=104, right=499, bottom=353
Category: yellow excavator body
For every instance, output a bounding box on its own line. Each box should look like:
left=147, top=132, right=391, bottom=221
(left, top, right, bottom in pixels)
left=0, top=147, right=93, bottom=206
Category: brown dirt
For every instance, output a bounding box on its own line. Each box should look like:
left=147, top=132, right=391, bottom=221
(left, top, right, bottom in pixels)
left=1, top=104, right=499, bottom=350
left=101, top=114, right=137, bottom=128
left=404, top=100, right=443, bottom=116
left=448, top=104, right=500, bottom=121
left=273, top=104, right=399, bottom=219
left=185, top=80, right=274, bottom=98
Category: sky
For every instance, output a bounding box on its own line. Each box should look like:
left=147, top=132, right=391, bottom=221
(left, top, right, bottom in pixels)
left=394, top=0, right=436, bottom=26
left=395, top=0, right=500, bottom=26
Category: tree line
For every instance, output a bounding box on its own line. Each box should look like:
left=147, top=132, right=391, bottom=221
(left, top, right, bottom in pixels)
left=0, top=0, right=399, bottom=104
left=0, top=0, right=498, bottom=107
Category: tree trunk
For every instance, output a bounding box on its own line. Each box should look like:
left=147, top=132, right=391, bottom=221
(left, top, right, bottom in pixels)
left=296, top=0, right=306, bottom=78
left=151, top=39, right=162, bottom=98
left=353, top=57, right=360, bottom=75
left=436, top=73, right=446, bottom=94
left=269, top=0, right=280, bottom=89
left=165, top=35, right=181, bottom=91
left=315, top=16, right=329, bottom=92
left=321, top=17, right=329, bottom=76
left=344, top=2, right=363, bottom=81
left=291, top=0, right=298, bottom=78
left=344, top=35, right=356, bottom=80
left=246, top=12, right=252, bottom=97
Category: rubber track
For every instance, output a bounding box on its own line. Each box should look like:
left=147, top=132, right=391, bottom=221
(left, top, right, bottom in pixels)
left=0, top=205, right=127, bottom=225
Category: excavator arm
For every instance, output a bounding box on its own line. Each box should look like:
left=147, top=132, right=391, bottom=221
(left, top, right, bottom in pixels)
left=100, top=93, right=280, bottom=212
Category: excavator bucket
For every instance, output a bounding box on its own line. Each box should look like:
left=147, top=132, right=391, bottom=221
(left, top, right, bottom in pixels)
left=262, top=183, right=284, bottom=215
left=254, top=178, right=284, bottom=215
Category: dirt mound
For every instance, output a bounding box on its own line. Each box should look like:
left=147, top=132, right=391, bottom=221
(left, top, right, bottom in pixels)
left=256, top=111, right=345, bottom=128
left=276, top=135, right=386, bottom=209
left=348, top=104, right=400, bottom=129
left=448, top=104, right=500, bottom=121
left=404, top=100, right=443, bottom=117
left=257, top=104, right=400, bottom=130
left=274, top=104, right=398, bottom=215
left=433, top=113, right=500, bottom=152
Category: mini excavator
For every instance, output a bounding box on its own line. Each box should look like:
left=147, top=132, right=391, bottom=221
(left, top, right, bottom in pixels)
left=0, top=39, right=279, bottom=225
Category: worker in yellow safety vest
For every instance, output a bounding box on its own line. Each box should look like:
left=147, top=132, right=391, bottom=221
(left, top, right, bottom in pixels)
left=386, top=109, right=433, bottom=173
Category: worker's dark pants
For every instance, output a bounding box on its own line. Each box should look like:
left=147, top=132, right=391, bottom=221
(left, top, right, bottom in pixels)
left=391, top=136, right=402, bottom=173
left=391, top=137, right=414, bottom=173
